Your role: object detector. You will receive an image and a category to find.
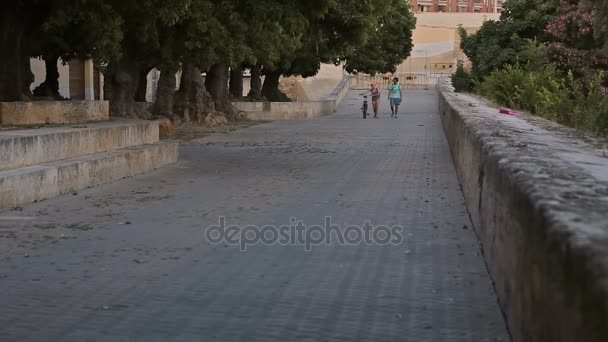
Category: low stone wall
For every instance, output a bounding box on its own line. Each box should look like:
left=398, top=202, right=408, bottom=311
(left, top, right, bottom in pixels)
left=0, top=119, right=159, bottom=172
left=437, top=78, right=608, bottom=341
left=234, top=77, right=352, bottom=120
left=0, top=100, right=109, bottom=125
left=0, top=141, right=178, bottom=211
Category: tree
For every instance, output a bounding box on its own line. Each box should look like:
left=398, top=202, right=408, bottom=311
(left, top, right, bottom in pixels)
left=32, top=1, right=122, bottom=99
left=102, top=0, right=193, bottom=117
left=0, top=1, right=55, bottom=101
left=342, top=0, right=416, bottom=75
left=152, top=0, right=224, bottom=121
left=0, top=1, right=122, bottom=102
left=206, top=0, right=312, bottom=109
left=459, top=0, right=558, bottom=79
left=231, top=0, right=309, bottom=100
left=261, top=0, right=381, bottom=101
left=594, top=0, right=608, bottom=51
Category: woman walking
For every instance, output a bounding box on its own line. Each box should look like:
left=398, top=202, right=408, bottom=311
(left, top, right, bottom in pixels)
left=361, top=83, right=381, bottom=118
left=388, top=77, right=403, bottom=118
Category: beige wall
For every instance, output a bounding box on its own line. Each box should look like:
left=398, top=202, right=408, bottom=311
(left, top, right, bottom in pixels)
left=30, top=58, right=70, bottom=98
left=415, top=12, right=500, bottom=28
left=395, top=13, right=500, bottom=82
left=288, top=64, right=346, bottom=101
left=319, top=13, right=500, bottom=87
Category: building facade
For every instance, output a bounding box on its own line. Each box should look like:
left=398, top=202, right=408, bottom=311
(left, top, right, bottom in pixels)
left=411, top=0, right=503, bottom=13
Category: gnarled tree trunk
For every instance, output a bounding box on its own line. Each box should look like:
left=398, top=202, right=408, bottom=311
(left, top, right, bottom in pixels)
left=247, top=65, right=262, bottom=100
left=229, top=65, right=244, bottom=99
left=0, top=8, right=33, bottom=101
left=205, top=63, right=236, bottom=119
left=261, top=70, right=290, bottom=102
left=103, top=55, right=142, bottom=117
left=174, top=63, right=215, bottom=122
left=153, top=64, right=178, bottom=118
left=134, top=66, right=153, bottom=102
left=33, top=54, right=62, bottom=99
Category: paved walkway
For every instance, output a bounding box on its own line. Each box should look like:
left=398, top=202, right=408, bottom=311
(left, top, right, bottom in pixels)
left=0, top=90, right=509, bottom=341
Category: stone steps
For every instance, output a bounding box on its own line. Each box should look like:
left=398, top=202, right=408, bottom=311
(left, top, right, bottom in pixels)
left=0, top=141, right=178, bottom=210
left=0, top=119, right=159, bottom=172
left=0, top=118, right=179, bottom=211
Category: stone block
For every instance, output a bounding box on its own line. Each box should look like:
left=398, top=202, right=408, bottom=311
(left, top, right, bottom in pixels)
left=0, top=141, right=178, bottom=211
left=0, top=100, right=109, bottom=125
left=0, top=119, right=159, bottom=171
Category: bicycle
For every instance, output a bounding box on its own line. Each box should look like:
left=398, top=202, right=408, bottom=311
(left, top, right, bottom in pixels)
left=361, top=95, right=368, bottom=119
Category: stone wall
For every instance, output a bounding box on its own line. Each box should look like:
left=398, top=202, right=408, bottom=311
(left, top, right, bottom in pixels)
left=0, top=100, right=109, bottom=125
left=437, top=78, right=608, bottom=342
left=234, top=77, right=352, bottom=121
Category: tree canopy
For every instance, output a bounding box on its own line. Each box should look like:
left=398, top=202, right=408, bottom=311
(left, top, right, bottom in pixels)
left=0, top=0, right=416, bottom=118
left=459, top=0, right=558, bottom=79
left=343, top=0, right=416, bottom=75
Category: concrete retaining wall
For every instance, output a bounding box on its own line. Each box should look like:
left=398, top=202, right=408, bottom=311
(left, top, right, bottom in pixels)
left=437, top=79, right=608, bottom=341
left=0, top=141, right=178, bottom=211
left=0, top=100, right=109, bottom=125
left=234, top=77, right=352, bottom=120
left=0, top=119, right=159, bottom=172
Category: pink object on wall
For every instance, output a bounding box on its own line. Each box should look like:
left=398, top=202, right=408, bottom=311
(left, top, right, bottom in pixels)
left=499, top=108, right=518, bottom=116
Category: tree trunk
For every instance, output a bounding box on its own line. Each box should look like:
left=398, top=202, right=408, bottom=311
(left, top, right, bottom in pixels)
left=134, top=66, right=153, bottom=102
left=103, top=55, right=142, bottom=117
left=173, top=63, right=215, bottom=122
left=205, top=63, right=236, bottom=119
left=229, top=65, right=244, bottom=99
left=153, top=64, right=178, bottom=118
left=32, top=54, right=62, bottom=99
left=0, top=8, right=33, bottom=101
left=261, top=70, right=290, bottom=102
left=247, top=65, right=262, bottom=100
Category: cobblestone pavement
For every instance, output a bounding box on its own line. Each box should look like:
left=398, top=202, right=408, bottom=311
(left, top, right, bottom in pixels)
left=0, top=90, right=509, bottom=341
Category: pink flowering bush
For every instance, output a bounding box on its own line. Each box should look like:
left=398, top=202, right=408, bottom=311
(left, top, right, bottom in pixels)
left=469, top=0, right=608, bottom=136
left=545, top=1, right=608, bottom=81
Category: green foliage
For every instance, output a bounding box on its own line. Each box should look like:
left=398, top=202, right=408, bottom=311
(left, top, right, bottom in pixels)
left=342, top=0, right=416, bottom=75
left=104, top=0, right=193, bottom=61
left=459, top=0, right=558, bottom=79
left=281, top=0, right=415, bottom=78
left=38, top=0, right=123, bottom=64
left=593, top=0, right=608, bottom=52
left=281, top=0, right=379, bottom=77
left=479, top=64, right=608, bottom=136
left=2, top=0, right=417, bottom=102
left=462, top=0, right=608, bottom=136
left=451, top=61, right=474, bottom=92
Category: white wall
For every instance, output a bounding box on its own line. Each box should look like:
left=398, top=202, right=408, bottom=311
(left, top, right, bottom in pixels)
left=30, top=58, right=70, bottom=98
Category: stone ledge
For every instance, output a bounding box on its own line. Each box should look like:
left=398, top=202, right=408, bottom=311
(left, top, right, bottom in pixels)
left=437, top=78, right=608, bottom=342
left=0, top=100, right=109, bottom=125
left=0, top=119, right=159, bottom=172
left=0, top=141, right=178, bottom=211
left=234, top=77, right=352, bottom=121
